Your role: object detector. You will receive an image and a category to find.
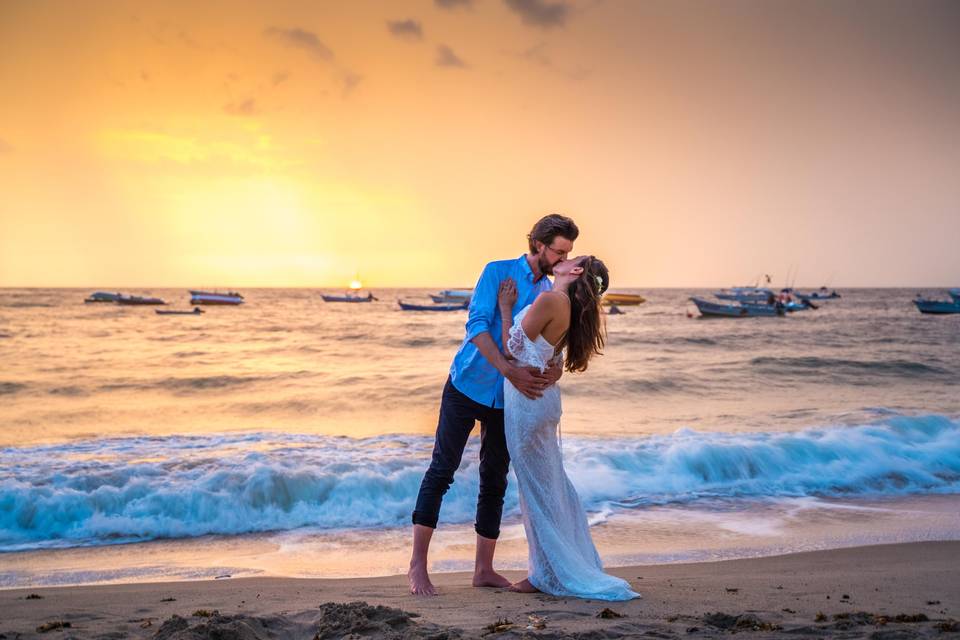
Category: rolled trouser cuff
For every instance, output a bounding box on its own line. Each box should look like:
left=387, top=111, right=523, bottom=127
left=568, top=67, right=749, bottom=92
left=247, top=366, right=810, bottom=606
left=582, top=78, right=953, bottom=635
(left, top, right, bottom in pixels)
left=474, top=523, right=500, bottom=540
left=412, top=511, right=439, bottom=529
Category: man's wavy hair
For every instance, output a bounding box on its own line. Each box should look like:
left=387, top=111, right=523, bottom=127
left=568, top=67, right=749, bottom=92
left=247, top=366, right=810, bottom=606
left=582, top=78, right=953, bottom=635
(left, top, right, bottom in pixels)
left=527, top=214, right=579, bottom=254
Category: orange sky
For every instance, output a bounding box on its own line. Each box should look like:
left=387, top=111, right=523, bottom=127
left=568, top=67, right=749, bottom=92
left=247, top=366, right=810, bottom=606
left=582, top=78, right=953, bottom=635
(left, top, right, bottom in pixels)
left=1, top=0, right=958, bottom=288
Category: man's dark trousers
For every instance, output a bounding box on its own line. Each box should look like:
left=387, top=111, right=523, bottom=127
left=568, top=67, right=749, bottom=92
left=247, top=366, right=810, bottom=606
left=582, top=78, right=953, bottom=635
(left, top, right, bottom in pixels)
left=412, top=376, right=510, bottom=539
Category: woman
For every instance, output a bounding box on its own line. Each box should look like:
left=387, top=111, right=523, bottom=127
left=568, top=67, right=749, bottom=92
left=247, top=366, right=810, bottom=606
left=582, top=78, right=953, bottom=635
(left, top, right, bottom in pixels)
left=498, top=255, right=639, bottom=601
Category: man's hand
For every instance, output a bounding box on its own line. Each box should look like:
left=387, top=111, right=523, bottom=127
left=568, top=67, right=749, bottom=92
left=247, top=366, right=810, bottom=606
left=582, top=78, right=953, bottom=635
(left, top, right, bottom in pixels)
left=503, top=362, right=549, bottom=400
left=542, top=357, right=564, bottom=386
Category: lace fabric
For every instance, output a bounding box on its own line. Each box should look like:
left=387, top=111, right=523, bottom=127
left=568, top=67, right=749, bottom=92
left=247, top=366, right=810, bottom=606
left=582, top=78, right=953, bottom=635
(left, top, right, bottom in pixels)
left=504, top=305, right=639, bottom=602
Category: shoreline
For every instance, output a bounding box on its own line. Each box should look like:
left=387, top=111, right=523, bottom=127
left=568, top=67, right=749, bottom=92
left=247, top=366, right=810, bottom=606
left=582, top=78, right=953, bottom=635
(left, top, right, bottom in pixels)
left=3, top=540, right=958, bottom=638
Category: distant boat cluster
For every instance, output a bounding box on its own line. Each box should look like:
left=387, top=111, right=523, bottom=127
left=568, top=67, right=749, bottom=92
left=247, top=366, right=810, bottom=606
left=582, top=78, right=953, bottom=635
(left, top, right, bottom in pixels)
left=690, top=286, right=837, bottom=318
left=84, top=286, right=960, bottom=318
left=84, top=290, right=244, bottom=315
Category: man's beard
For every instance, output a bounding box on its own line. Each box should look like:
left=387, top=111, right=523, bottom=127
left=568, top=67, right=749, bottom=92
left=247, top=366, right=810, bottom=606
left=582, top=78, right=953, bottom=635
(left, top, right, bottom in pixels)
left=538, top=254, right=554, bottom=276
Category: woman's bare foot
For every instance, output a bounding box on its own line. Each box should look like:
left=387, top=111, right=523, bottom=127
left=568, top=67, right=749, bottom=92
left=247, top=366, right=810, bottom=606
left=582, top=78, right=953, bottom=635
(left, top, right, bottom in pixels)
left=472, top=569, right=512, bottom=588
left=408, top=563, right=437, bottom=596
left=507, top=578, right=540, bottom=593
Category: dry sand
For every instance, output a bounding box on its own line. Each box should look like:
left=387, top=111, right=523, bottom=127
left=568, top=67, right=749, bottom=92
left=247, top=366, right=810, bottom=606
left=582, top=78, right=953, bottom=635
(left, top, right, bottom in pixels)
left=2, top=541, right=958, bottom=639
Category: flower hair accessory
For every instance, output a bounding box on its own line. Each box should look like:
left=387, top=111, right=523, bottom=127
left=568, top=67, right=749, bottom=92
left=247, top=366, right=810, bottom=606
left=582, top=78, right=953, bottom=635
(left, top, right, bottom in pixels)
left=594, top=274, right=605, bottom=295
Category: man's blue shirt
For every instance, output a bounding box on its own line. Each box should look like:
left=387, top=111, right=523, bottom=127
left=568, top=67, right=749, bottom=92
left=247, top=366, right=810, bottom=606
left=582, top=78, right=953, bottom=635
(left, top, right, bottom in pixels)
left=449, top=255, right=552, bottom=408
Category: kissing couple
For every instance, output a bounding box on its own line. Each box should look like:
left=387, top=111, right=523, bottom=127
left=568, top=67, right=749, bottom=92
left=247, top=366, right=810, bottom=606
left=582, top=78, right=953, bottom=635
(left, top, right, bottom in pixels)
left=408, top=214, right=639, bottom=601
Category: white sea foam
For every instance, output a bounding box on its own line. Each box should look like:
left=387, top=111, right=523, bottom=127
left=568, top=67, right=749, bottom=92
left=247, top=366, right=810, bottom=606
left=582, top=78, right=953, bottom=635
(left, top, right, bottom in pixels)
left=1, top=414, right=958, bottom=552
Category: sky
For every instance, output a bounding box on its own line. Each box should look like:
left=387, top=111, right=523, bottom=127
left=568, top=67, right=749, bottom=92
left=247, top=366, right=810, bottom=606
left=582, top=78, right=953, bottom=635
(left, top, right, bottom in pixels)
left=1, top=0, right=958, bottom=288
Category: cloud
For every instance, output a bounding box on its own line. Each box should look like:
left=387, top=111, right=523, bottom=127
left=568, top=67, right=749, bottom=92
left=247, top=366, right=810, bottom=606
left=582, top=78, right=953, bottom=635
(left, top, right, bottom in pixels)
left=520, top=41, right=552, bottom=67
left=436, top=45, right=468, bottom=68
left=224, top=99, right=258, bottom=116
left=272, top=71, right=290, bottom=87
left=0, top=138, right=12, bottom=153
left=387, top=19, right=424, bottom=41
left=341, top=71, right=363, bottom=96
left=504, top=0, right=570, bottom=28
left=264, top=27, right=334, bottom=61
left=435, top=0, right=474, bottom=8
left=512, top=41, right=591, bottom=80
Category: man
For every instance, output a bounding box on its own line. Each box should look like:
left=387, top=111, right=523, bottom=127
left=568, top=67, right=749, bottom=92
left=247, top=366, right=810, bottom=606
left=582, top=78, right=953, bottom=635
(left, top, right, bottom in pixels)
left=408, top=213, right=579, bottom=596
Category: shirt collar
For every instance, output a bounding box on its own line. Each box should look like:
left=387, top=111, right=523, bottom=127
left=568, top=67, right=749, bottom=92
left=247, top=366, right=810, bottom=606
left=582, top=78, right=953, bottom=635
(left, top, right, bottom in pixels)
left=519, top=253, right=545, bottom=283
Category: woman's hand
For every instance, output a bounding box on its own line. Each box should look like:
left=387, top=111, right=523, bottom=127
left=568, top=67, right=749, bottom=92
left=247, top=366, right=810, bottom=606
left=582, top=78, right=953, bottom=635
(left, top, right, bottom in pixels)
left=498, top=277, right=517, bottom=313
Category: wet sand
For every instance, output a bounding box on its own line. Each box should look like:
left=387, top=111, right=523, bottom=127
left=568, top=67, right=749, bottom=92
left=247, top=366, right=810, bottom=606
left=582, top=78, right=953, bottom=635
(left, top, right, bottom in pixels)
left=2, top=541, right=958, bottom=639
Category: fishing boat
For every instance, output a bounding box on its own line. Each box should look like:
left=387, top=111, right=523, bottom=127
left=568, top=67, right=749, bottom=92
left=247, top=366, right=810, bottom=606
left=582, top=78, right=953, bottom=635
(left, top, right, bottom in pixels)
left=914, top=291, right=960, bottom=315
left=189, top=290, right=244, bottom=305
left=601, top=293, right=645, bottom=306
left=84, top=291, right=122, bottom=303
left=156, top=307, right=204, bottom=315
left=429, top=289, right=473, bottom=304
left=398, top=300, right=467, bottom=312
left=713, top=287, right=776, bottom=303
left=793, top=287, right=841, bottom=301
left=116, top=294, right=166, bottom=305
left=690, top=297, right=784, bottom=318
left=322, top=292, right=376, bottom=303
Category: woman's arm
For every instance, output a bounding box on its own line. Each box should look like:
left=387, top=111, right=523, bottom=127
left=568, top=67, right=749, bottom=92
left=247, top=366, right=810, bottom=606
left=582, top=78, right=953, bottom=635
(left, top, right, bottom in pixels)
left=498, top=278, right=518, bottom=357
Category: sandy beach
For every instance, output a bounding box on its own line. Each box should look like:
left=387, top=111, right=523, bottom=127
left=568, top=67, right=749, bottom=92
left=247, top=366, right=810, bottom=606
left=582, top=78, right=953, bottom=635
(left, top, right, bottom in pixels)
left=2, top=540, right=957, bottom=639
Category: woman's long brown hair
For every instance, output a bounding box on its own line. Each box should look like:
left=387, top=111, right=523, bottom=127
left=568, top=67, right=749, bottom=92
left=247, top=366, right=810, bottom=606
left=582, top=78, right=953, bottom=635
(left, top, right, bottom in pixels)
left=564, top=256, right=610, bottom=372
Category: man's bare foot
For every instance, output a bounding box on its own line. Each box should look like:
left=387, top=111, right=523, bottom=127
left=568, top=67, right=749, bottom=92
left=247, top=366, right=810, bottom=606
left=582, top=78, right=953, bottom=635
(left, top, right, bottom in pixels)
left=408, top=563, right=437, bottom=596
left=507, top=578, right=540, bottom=593
left=472, top=569, right=512, bottom=588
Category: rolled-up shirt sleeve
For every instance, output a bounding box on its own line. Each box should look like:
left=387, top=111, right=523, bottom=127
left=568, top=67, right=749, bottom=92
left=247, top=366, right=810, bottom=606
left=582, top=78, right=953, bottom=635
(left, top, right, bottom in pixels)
left=464, top=262, right=499, bottom=343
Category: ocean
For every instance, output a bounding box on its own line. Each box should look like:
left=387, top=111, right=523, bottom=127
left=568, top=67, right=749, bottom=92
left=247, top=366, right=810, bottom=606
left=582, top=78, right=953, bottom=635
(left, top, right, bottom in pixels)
left=1, top=287, right=959, bottom=588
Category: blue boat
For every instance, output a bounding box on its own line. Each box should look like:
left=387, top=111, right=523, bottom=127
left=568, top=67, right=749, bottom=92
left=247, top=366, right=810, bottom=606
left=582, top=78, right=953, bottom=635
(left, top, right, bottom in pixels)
left=713, top=286, right=775, bottom=303
left=914, top=291, right=960, bottom=315
left=793, top=287, right=841, bottom=302
left=690, top=297, right=784, bottom=318
left=398, top=300, right=467, bottom=312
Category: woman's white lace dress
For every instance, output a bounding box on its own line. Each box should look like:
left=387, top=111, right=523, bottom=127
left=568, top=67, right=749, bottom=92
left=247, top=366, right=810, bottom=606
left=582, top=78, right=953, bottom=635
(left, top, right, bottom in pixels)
left=504, top=304, right=639, bottom=601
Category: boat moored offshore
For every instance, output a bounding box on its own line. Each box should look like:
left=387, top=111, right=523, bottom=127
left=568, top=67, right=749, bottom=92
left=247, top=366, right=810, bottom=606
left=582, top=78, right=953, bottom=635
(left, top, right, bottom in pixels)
left=429, top=289, right=473, bottom=304
left=117, top=294, right=166, bottom=305
left=189, top=290, right=244, bottom=305
left=84, top=291, right=122, bottom=303
left=601, top=292, right=645, bottom=306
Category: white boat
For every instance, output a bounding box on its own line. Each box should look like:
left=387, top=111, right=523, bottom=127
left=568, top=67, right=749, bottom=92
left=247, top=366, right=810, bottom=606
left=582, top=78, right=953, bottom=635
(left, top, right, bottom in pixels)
left=429, top=289, right=473, bottom=304
left=322, top=292, right=377, bottom=303
left=84, top=291, right=122, bottom=303
left=189, top=290, right=244, bottom=305
left=690, top=297, right=785, bottom=318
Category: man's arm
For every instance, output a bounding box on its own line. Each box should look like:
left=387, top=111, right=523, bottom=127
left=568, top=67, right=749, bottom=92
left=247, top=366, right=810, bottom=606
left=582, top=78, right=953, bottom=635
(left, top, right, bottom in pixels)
left=464, top=264, right=546, bottom=400
left=471, top=332, right=545, bottom=400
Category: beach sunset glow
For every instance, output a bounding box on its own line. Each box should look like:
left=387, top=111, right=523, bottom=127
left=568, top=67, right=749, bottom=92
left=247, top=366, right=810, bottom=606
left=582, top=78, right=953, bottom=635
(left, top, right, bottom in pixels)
left=2, top=2, right=959, bottom=638
left=2, top=1, right=960, bottom=288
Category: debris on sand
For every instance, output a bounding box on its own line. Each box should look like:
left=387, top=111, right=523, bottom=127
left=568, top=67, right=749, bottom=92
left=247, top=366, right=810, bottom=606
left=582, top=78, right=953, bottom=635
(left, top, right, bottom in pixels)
left=155, top=603, right=441, bottom=640
left=36, top=621, right=71, bottom=633
left=483, top=617, right=513, bottom=635
left=935, top=620, right=959, bottom=632
left=702, top=612, right=781, bottom=631
left=597, top=608, right=625, bottom=619
left=25, top=593, right=44, bottom=600
left=526, top=614, right=547, bottom=630
left=313, top=602, right=425, bottom=639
